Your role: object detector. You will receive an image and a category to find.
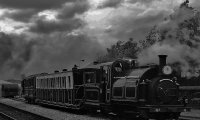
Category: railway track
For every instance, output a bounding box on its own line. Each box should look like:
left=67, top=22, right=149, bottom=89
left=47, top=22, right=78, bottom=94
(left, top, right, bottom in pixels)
left=0, top=112, right=16, bottom=120
left=179, top=115, right=200, bottom=120
left=9, top=97, right=200, bottom=120
left=0, top=103, right=52, bottom=120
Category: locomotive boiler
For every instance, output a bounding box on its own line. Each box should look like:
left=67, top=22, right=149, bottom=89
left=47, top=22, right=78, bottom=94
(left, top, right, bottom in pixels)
left=21, top=55, right=190, bottom=120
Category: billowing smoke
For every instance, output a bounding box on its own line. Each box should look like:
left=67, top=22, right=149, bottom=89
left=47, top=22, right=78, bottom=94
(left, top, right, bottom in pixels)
left=0, top=32, right=37, bottom=79
left=138, top=2, right=200, bottom=77
left=22, top=33, right=104, bottom=75
left=0, top=32, right=105, bottom=80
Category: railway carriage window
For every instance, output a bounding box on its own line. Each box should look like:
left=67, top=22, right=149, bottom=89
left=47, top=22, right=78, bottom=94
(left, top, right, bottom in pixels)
left=39, top=79, right=41, bottom=88
left=41, top=79, right=43, bottom=88
left=58, top=77, right=61, bottom=88
left=125, top=81, right=136, bottom=98
left=55, top=77, right=58, bottom=88
left=43, top=79, right=45, bottom=88
left=44, top=79, right=45, bottom=88
left=45, top=78, right=46, bottom=88
left=57, top=77, right=59, bottom=88
left=60, top=77, right=62, bottom=88
left=62, top=77, right=65, bottom=88
left=51, top=78, right=53, bottom=88
left=62, top=77, right=66, bottom=88
left=68, top=76, right=71, bottom=88
left=49, top=78, right=50, bottom=88
left=58, top=77, right=60, bottom=88
left=36, top=79, right=38, bottom=88
left=48, top=78, right=50, bottom=88
left=55, top=77, right=57, bottom=88
left=40, top=79, right=41, bottom=88
left=47, top=78, right=48, bottom=88
left=45, top=78, right=47, bottom=88
left=37, top=79, right=39, bottom=88
left=126, top=87, right=135, bottom=98
left=54, top=77, right=56, bottom=88
left=59, top=77, right=61, bottom=88
left=64, top=77, right=66, bottom=88
left=113, top=87, right=123, bottom=97
left=53, top=78, right=55, bottom=88
left=52, top=78, right=54, bottom=88
left=58, top=77, right=59, bottom=88
left=45, top=78, right=49, bottom=88
left=84, top=72, right=96, bottom=83
left=43, top=79, right=44, bottom=88
left=60, top=77, right=61, bottom=88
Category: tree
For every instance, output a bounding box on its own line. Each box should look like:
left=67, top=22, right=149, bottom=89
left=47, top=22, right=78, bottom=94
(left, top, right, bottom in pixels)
left=96, top=38, right=139, bottom=63
left=139, top=26, right=159, bottom=49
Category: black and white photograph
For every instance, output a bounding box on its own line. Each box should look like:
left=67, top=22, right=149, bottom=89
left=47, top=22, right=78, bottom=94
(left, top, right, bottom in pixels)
left=0, top=0, right=199, bottom=120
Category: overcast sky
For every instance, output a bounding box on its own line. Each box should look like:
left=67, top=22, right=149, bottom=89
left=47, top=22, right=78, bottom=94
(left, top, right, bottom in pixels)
left=0, top=0, right=199, bottom=79
left=0, top=0, right=192, bottom=42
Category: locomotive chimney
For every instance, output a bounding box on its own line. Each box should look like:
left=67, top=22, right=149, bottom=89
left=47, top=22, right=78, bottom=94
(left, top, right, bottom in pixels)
left=158, top=55, right=167, bottom=67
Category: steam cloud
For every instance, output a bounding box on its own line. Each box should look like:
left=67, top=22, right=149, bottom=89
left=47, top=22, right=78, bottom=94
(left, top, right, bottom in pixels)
left=138, top=3, right=200, bottom=77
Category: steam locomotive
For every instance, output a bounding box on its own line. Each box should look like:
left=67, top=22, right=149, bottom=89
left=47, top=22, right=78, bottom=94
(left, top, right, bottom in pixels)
left=21, top=55, right=190, bottom=120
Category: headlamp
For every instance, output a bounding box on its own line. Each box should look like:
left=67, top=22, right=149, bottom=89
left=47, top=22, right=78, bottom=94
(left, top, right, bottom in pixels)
left=162, top=66, right=172, bottom=75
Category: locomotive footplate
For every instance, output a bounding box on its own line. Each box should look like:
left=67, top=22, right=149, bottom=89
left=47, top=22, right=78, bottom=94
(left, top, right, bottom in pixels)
left=140, top=105, right=191, bottom=113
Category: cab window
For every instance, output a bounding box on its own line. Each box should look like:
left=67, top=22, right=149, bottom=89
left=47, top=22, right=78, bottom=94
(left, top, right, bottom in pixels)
left=84, top=72, right=96, bottom=83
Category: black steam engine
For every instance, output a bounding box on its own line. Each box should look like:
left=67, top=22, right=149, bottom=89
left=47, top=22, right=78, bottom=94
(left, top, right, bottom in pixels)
left=22, top=55, right=190, bottom=120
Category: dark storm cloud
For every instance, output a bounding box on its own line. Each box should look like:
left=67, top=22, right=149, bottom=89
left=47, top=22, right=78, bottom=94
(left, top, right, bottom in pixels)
left=127, top=0, right=161, bottom=4
left=98, top=0, right=124, bottom=8
left=106, top=11, right=168, bottom=41
left=0, top=0, right=67, bottom=10
left=0, top=0, right=90, bottom=24
left=29, top=0, right=90, bottom=34
left=29, top=18, right=84, bottom=34
left=58, top=1, right=90, bottom=19
left=1, top=9, right=37, bottom=22
left=98, top=0, right=162, bottom=8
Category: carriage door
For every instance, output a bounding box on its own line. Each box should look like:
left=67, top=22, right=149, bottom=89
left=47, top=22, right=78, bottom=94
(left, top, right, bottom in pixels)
left=84, top=70, right=100, bottom=103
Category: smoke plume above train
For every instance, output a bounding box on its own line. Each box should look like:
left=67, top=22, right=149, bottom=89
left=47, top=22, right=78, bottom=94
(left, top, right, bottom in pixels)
left=138, top=1, right=200, bottom=77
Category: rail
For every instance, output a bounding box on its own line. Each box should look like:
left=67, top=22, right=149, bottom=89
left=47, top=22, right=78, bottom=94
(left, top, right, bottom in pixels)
left=0, top=103, right=51, bottom=120
left=0, top=112, right=16, bottom=120
left=179, top=115, right=200, bottom=120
